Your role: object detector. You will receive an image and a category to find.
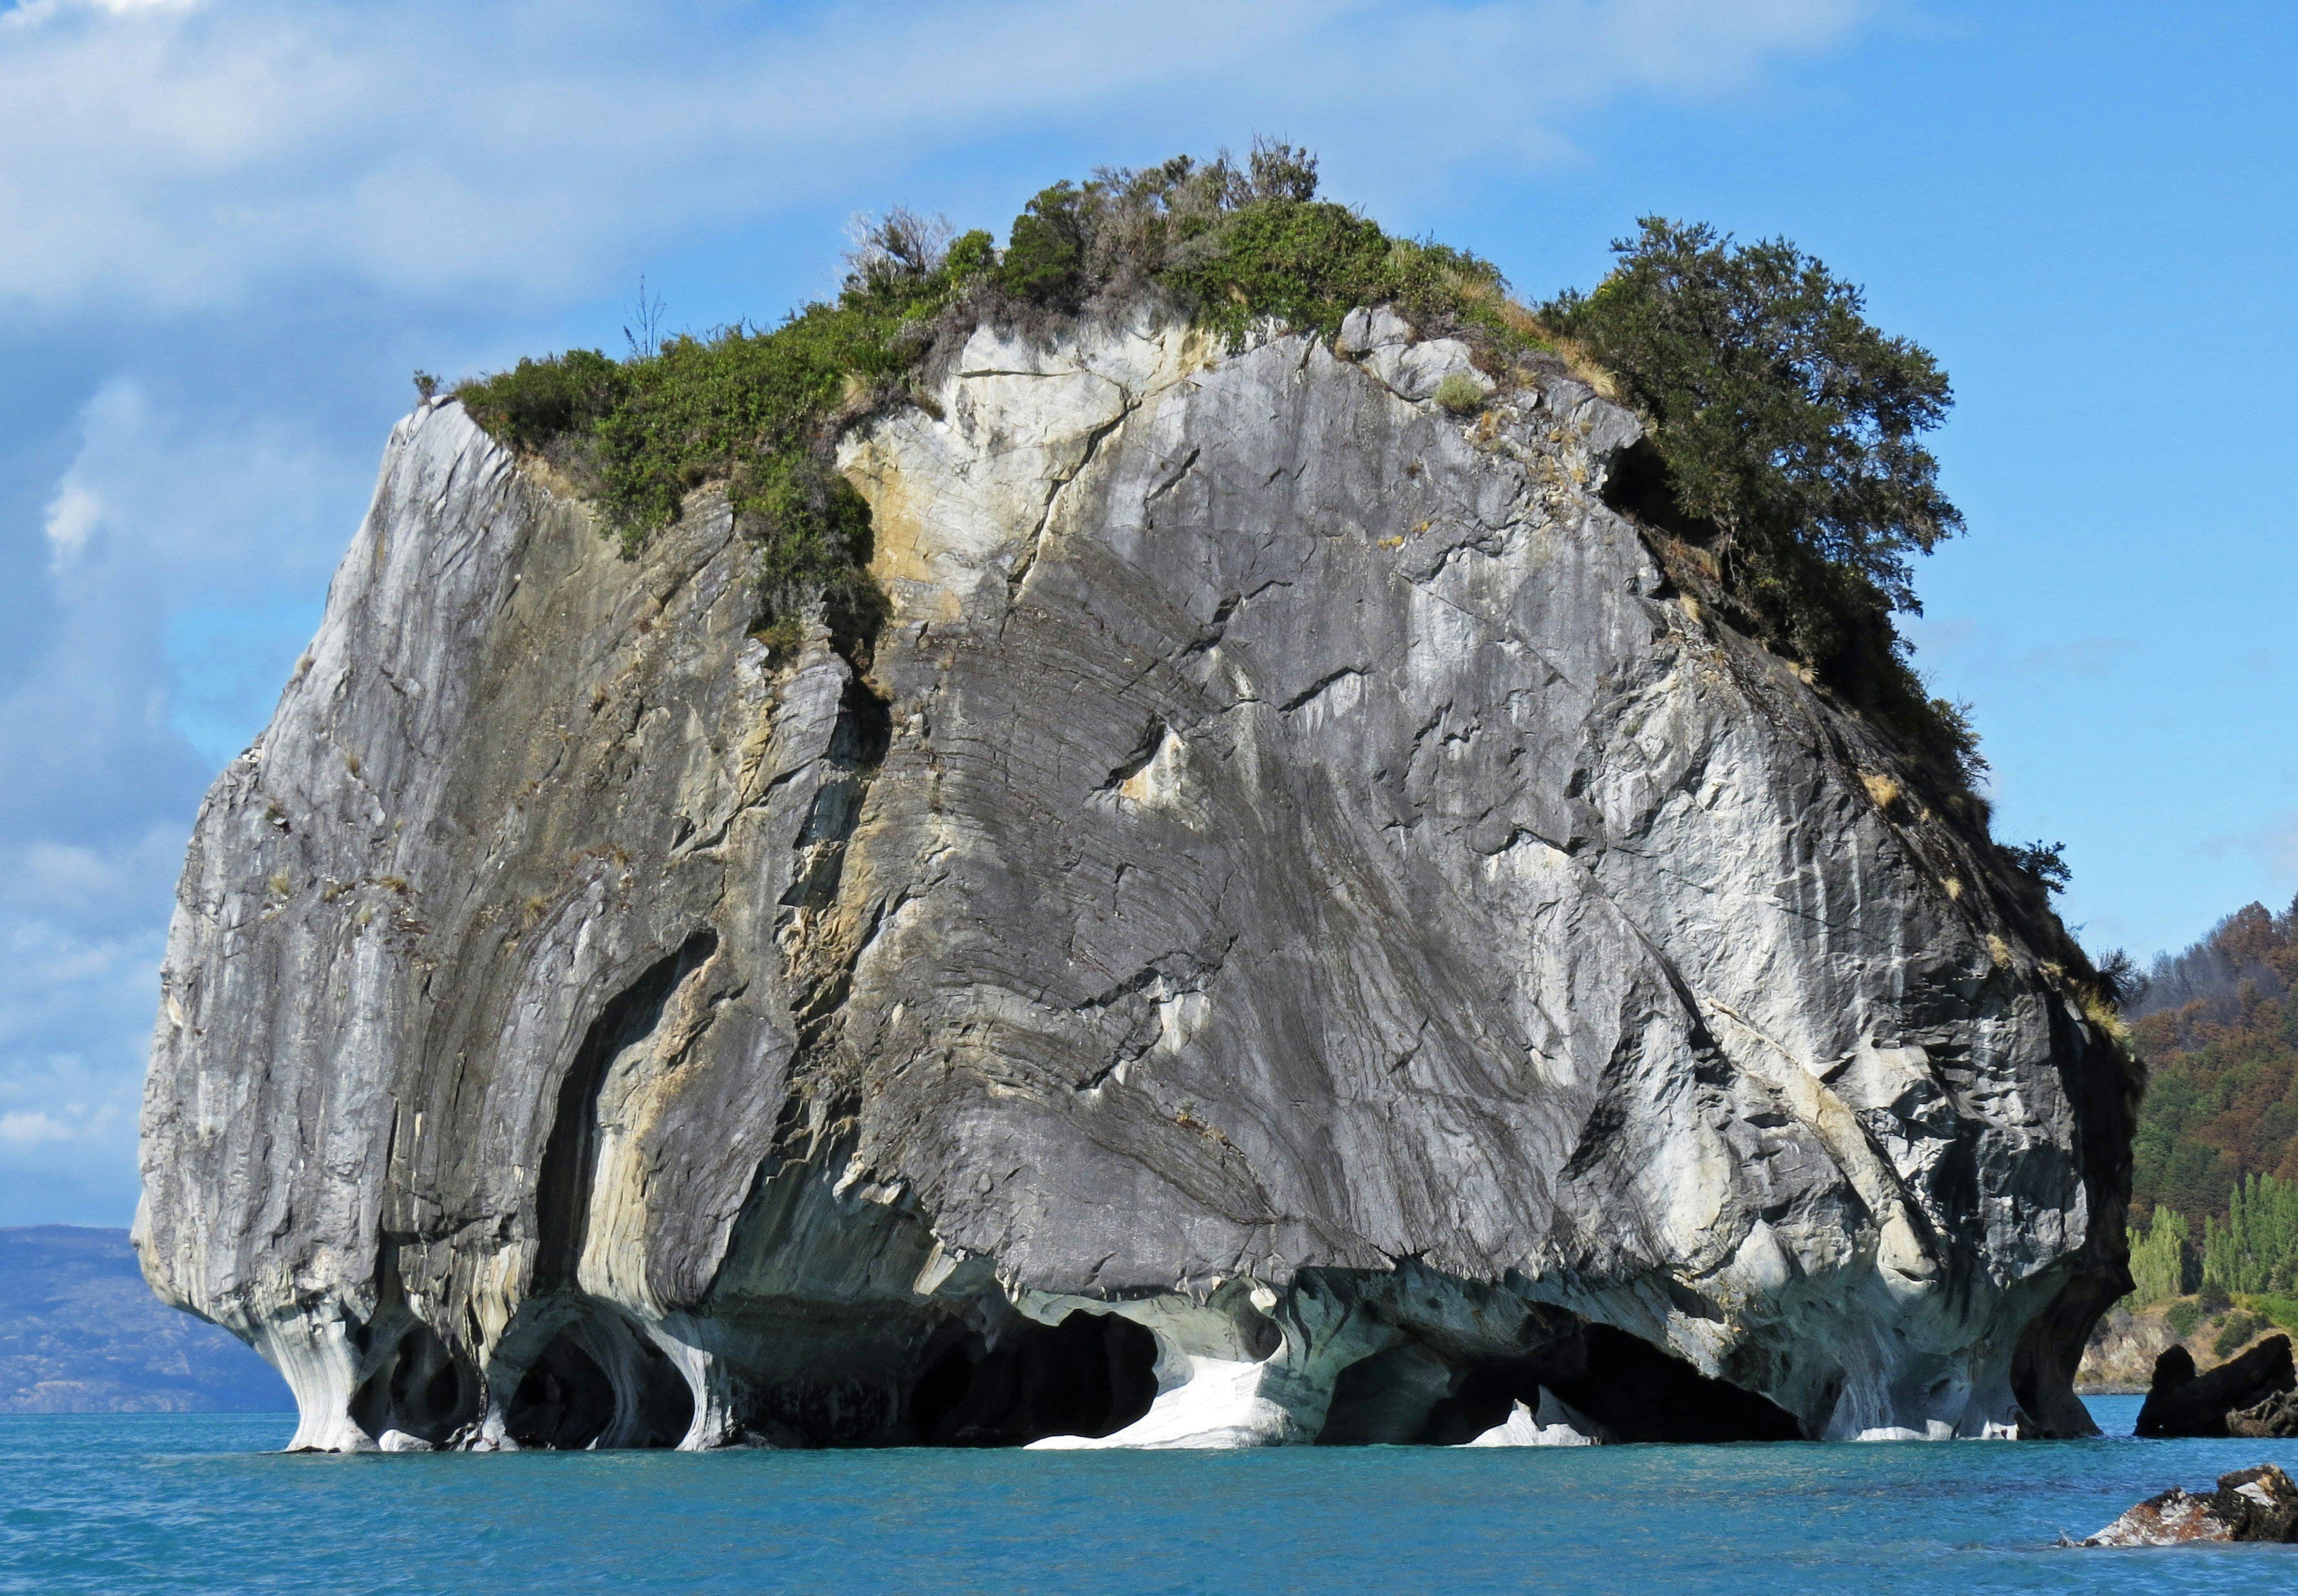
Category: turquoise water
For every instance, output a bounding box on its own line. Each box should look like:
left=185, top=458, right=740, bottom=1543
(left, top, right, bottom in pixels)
left=5, top=1398, right=2296, bottom=1592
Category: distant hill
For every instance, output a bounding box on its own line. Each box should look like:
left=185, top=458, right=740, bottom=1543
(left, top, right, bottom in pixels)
left=0, top=1226, right=288, bottom=1412
left=2129, top=896, right=2298, bottom=1222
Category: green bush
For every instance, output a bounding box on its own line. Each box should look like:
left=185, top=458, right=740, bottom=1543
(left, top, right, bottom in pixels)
left=2215, top=1310, right=2268, bottom=1360
left=461, top=349, right=627, bottom=455
left=2248, top=1293, right=2298, bottom=1336
left=1433, top=372, right=1488, bottom=416
left=2166, top=1297, right=2203, bottom=1339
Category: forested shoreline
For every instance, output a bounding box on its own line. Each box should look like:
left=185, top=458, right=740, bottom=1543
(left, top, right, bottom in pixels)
left=2123, top=898, right=2298, bottom=1323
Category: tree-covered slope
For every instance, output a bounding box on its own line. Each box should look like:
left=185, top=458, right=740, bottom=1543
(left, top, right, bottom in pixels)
left=2130, top=899, right=2298, bottom=1228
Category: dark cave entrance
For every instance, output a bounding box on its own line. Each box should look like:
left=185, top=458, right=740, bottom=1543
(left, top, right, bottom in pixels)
left=503, top=1318, right=696, bottom=1451
left=350, top=1320, right=481, bottom=1445
left=507, top=1333, right=618, bottom=1450
left=1321, top=1321, right=1801, bottom=1445
left=908, top=1311, right=1160, bottom=1446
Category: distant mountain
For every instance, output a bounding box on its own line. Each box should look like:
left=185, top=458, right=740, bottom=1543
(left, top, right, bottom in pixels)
left=0, top=1226, right=288, bottom=1412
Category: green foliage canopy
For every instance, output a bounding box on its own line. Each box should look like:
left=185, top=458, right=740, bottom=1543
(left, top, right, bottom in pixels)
left=1543, top=219, right=1961, bottom=634
left=2129, top=1205, right=2193, bottom=1304
left=984, top=144, right=1540, bottom=356
left=2202, top=1172, right=2298, bottom=1296
left=1543, top=221, right=1976, bottom=785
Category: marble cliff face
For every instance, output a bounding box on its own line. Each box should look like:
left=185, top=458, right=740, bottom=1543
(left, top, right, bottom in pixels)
left=135, top=306, right=2133, bottom=1452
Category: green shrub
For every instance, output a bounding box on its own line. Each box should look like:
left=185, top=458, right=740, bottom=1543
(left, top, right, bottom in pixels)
left=1433, top=372, right=1488, bottom=416
left=2215, top=1311, right=2268, bottom=1360
left=2166, top=1297, right=2203, bottom=1339
left=2248, top=1293, right=2298, bottom=1336
left=981, top=142, right=1546, bottom=361
left=2005, top=840, right=2072, bottom=896
left=995, top=183, right=1089, bottom=307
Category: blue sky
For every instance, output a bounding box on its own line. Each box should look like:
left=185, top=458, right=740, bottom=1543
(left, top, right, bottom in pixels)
left=4, top=0, right=2293, bottom=1226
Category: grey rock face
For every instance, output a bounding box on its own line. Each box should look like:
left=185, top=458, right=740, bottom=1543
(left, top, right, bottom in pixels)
left=137, top=308, right=2132, bottom=1452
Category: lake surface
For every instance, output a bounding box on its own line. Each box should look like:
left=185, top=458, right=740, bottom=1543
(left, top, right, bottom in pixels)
left=5, top=1397, right=2295, bottom=1592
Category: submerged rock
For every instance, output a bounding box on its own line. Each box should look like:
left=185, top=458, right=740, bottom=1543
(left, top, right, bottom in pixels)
left=136, top=308, right=2135, bottom=1452
left=2135, top=1336, right=2296, bottom=1439
left=2080, top=1464, right=2298, bottom=1546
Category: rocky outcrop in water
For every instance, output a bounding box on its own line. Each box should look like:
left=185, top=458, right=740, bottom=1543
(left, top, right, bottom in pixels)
left=136, top=306, right=2133, bottom=1452
left=2080, top=1464, right=2298, bottom=1546
left=2136, top=1336, right=2297, bottom=1438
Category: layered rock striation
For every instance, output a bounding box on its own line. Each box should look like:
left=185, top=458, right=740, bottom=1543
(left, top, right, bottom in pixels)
left=138, top=306, right=2133, bottom=1452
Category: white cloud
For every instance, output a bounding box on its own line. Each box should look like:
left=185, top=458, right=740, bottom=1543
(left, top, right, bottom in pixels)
left=0, top=1111, right=76, bottom=1147
left=0, top=0, right=1875, bottom=311
left=42, top=478, right=102, bottom=561
left=0, top=381, right=354, bottom=825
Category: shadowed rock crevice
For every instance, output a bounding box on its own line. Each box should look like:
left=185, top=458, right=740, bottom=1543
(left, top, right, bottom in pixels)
left=532, top=929, right=719, bottom=1293
left=501, top=1311, right=695, bottom=1451
left=506, top=1331, right=617, bottom=1449
left=349, top=1319, right=479, bottom=1446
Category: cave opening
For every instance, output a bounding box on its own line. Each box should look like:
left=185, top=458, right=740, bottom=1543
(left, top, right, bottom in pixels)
left=909, top=1311, right=1159, bottom=1446
left=1554, top=1324, right=1802, bottom=1442
left=1321, top=1321, right=1802, bottom=1445
left=506, top=1332, right=619, bottom=1450
left=501, top=1316, right=697, bottom=1451
left=350, top=1319, right=481, bottom=1445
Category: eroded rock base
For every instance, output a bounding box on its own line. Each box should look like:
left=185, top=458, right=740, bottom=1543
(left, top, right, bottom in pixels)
left=265, top=1257, right=1811, bottom=1452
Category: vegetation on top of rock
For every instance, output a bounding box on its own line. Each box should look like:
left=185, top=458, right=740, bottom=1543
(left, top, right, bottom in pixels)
left=456, top=142, right=1554, bottom=656
left=984, top=144, right=1545, bottom=357
left=1542, top=220, right=1980, bottom=794
left=457, top=147, right=2004, bottom=837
